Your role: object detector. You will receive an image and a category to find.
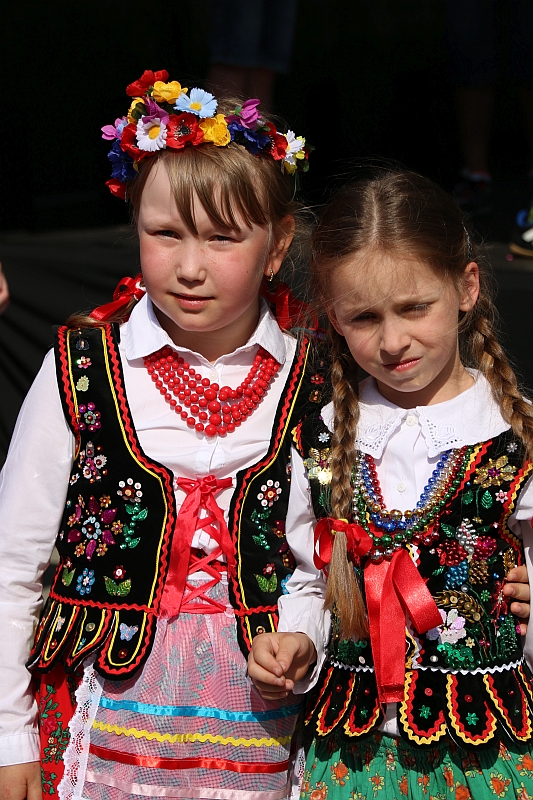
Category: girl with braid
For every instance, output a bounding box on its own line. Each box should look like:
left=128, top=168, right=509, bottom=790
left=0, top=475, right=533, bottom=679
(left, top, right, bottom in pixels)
left=248, top=168, right=533, bottom=799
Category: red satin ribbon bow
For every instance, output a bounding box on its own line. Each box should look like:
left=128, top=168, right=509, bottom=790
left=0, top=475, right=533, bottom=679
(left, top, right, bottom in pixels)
left=313, top=517, right=442, bottom=705
left=313, top=517, right=373, bottom=571
left=90, top=274, right=146, bottom=321
left=365, top=548, right=442, bottom=704
left=261, top=281, right=317, bottom=331
left=161, top=475, right=234, bottom=617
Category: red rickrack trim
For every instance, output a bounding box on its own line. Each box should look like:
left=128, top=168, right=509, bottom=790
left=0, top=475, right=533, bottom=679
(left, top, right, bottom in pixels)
left=446, top=673, right=497, bottom=744
left=58, top=327, right=79, bottom=436
left=401, top=669, right=446, bottom=741
left=485, top=673, right=531, bottom=739
left=228, top=338, right=310, bottom=649
left=343, top=687, right=381, bottom=737
left=233, top=605, right=280, bottom=616
left=89, top=743, right=289, bottom=773
left=500, top=458, right=533, bottom=553
left=315, top=674, right=355, bottom=736
left=47, top=590, right=155, bottom=615
left=304, top=666, right=335, bottom=724
left=104, top=326, right=176, bottom=617
left=449, top=440, right=490, bottom=504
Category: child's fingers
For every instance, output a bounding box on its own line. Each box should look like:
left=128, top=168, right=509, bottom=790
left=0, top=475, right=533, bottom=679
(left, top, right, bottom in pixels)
left=248, top=650, right=287, bottom=687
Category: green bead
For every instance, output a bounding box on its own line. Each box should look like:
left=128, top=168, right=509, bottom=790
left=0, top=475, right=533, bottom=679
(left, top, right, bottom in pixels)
left=394, top=533, right=404, bottom=543
left=381, top=535, right=392, bottom=545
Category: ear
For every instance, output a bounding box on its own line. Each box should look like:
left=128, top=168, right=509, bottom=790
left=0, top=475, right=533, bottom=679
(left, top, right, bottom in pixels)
left=327, top=306, right=344, bottom=337
left=459, top=261, right=480, bottom=312
left=263, top=215, right=295, bottom=278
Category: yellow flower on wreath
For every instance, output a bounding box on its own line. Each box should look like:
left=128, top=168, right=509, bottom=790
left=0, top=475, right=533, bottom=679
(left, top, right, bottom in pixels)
left=127, top=97, right=146, bottom=124
left=200, top=114, right=231, bottom=146
left=153, top=80, right=187, bottom=104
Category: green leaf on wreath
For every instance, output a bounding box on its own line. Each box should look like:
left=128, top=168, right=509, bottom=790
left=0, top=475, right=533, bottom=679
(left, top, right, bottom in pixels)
left=62, top=567, right=76, bottom=586
left=462, top=489, right=473, bottom=505
left=104, top=576, right=119, bottom=595
left=440, top=524, right=455, bottom=538
left=255, top=573, right=278, bottom=593
left=136, top=507, right=148, bottom=521
left=127, top=537, right=141, bottom=549
left=481, top=490, right=493, bottom=509
left=125, top=503, right=136, bottom=515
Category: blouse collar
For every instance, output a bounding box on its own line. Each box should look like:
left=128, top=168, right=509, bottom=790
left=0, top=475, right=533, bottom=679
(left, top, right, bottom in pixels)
left=122, top=294, right=288, bottom=365
left=322, top=371, right=510, bottom=458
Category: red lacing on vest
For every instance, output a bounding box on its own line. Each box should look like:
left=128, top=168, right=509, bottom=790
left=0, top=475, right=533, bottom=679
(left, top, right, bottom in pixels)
left=161, top=475, right=235, bottom=618
left=180, top=548, right=228, bottom=614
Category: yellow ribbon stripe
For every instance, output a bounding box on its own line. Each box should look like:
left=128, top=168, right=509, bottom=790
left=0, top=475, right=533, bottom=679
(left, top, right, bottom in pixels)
left=92, top=720, right=291, bottom=748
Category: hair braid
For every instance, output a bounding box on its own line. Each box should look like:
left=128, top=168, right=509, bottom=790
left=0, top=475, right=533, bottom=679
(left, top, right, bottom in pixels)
left=463, top=284, right=533, bottom=460
left=324, top=328, right=369, bottom=640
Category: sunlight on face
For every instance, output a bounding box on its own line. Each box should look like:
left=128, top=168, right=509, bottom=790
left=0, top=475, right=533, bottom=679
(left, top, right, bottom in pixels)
left=328, top=249, right=479, bottom=407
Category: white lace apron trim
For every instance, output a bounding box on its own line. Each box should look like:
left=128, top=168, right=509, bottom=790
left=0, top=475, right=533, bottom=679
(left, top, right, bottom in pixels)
left=59, top=657, right=103, bottom=800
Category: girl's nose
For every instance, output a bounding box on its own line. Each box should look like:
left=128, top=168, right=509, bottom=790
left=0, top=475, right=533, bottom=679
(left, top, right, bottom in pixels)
left=380, top=319, right=410, bottom=355
left=176, top=242, right=206, bottom=282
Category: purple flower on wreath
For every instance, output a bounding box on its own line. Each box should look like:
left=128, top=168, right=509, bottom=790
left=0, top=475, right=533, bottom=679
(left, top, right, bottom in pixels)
left=226, top=99, right=261, bottom=129
left=108, top=140, right=137, bottom=182
left=228, top=121, right=270, bottom=154
left=101, top=116, right=128, bottom=141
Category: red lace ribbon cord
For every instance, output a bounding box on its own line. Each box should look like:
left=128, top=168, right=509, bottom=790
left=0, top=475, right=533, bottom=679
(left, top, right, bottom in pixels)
left=144, top=346, right=279, bottom=437
left=161, top=475, right=235, bottom=618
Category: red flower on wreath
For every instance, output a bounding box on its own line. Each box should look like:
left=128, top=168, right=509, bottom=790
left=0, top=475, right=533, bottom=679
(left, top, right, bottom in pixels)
left=106, top=179, right=127, bottom=199
left=166, top=113, right=204, bottom=149
left=265, top=122, right=288, bottom=161
left=120, top=124, right=148, bottom=161
left=126, top=69, right=169, bottom=97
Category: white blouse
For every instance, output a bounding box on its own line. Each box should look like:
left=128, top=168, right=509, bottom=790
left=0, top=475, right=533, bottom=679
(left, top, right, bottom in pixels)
left=0, top=295, right=328, bottom=766
left=279, top=373, right=533, bottom=736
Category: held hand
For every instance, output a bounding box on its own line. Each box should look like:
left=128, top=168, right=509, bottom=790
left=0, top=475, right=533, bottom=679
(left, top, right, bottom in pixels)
left=248, top=632, right=316, bottom=700
left=0, top=763, right=42, bottom=800
left=504, top=565, right=530, bottom=635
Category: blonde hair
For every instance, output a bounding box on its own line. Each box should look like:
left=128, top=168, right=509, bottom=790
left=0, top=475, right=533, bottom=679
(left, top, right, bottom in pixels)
left=311, top=167, right=533, bottom=639
left=68, top=99, right=301, bottom=329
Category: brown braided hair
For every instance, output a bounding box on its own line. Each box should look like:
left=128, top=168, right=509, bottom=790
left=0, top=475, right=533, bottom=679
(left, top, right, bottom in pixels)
left=311, top=167, right=533, bottom=640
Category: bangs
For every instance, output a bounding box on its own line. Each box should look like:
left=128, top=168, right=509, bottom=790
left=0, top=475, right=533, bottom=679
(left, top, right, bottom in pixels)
left=162, top=145, right=273, bottom=233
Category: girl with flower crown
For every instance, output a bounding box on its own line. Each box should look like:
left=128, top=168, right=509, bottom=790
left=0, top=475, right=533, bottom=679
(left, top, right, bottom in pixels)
left=248, top=168, right=533, bottom=799
left=0, top=70, right=326, bottom=800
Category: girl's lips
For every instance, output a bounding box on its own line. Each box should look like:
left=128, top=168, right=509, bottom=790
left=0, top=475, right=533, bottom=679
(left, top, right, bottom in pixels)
left=172, top=293, right=212, bottom=308
left=383, top=357, right=421, bottom=372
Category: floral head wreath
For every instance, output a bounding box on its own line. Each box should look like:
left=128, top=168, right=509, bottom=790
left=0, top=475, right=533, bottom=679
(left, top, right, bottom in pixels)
left=102, top=69, right=311, bottom=199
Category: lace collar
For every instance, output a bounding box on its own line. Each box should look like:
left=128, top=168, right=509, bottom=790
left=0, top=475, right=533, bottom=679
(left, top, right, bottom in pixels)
left=320, top=372, right=510, bottom=458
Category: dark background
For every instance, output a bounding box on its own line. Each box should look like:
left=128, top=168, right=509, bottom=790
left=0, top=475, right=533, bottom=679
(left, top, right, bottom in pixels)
left=1, top=0, right=533, bottom=462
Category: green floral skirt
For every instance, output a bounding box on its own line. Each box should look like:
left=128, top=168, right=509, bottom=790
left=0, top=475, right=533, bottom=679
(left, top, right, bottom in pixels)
left=301, top=733, right=533, bottom=800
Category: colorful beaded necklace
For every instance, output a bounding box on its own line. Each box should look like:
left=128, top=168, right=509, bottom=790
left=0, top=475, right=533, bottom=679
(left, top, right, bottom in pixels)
left=352, top=446, right=474, bottom=562
left=144, top=345, right=279, bottom=437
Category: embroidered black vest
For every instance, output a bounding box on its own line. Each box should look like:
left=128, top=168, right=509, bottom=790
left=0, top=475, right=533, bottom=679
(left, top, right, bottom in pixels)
left=28, top=325, right=326, bottom=680
left=294, top=411, right=533, bottom=750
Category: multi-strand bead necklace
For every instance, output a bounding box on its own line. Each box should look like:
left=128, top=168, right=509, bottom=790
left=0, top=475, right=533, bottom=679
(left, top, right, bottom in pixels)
left=352, top=446, right=474, bottom=562
left=144, top=345, right=279, bottom=437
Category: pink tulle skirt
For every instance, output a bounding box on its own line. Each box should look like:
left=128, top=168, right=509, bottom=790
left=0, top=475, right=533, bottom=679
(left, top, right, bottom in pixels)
left=60, top=577, right=301, bottom=800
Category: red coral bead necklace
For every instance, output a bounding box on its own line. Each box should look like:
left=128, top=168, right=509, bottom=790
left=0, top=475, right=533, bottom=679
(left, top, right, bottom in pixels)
left=144, top=345, right=279, bottom=437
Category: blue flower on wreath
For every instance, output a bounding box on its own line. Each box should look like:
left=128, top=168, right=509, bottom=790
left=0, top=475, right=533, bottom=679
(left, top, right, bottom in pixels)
left=76, top=568, right=95, bottom=596
left=108, top=141, right=137, bottom=182
left=228, top=121, right=270, bottom=154
left=175, top=87, right=217, bottom=118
